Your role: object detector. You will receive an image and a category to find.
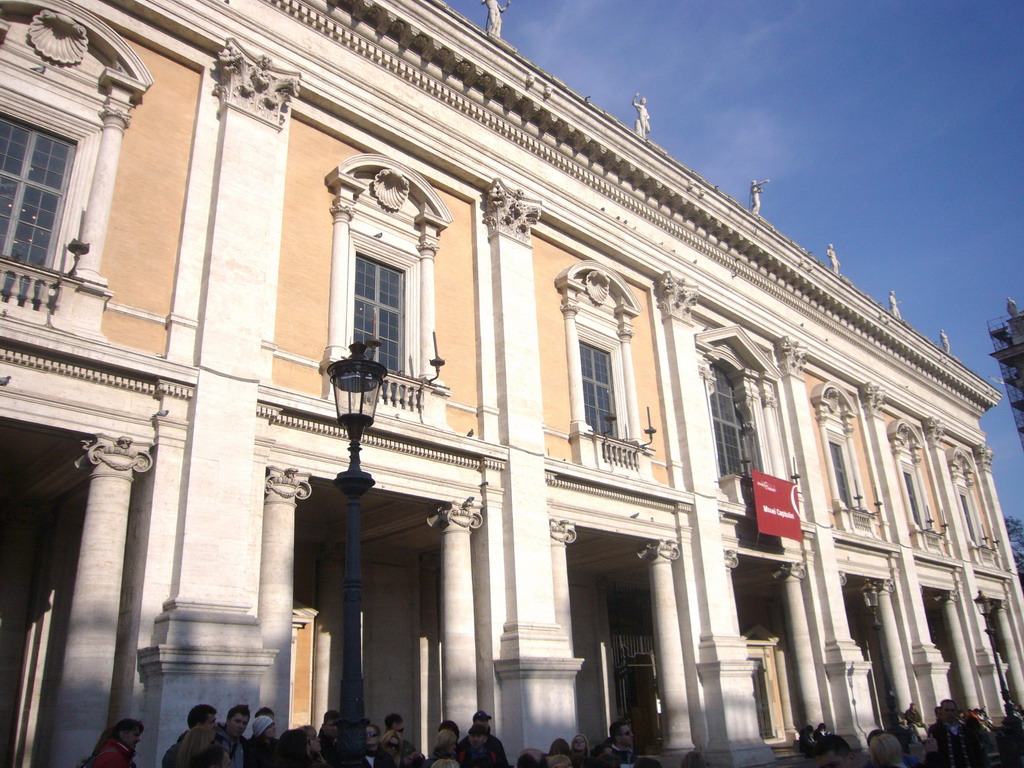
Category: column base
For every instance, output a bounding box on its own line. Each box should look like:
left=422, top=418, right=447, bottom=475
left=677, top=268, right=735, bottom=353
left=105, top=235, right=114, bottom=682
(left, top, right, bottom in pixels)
left=697, top=658, right=777, bottom=768
left=912, top=645, right=951, bottom=707
left=137, top=602, right=274, bottom=768
left=823, top=655, right=873, bottom=748
left=494, top=655, right=582, bottom=757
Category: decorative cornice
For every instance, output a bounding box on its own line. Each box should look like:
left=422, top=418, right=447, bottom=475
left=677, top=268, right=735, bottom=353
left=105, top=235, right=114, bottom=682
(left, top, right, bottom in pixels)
left=263, top=0, right=998, bottom=413
left=0, top=345, right=194, bottom=398
left=545, top=471, right=676, bottom=512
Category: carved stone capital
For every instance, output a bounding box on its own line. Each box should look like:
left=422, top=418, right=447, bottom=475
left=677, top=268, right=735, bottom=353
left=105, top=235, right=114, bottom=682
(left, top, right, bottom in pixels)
left=859, top=383, right=887, bottom=415
left=77, top=435, right=152, bottom=476
left=559, top=296, right=580, bottom=319
left=864, top=577, right=894, bottom=596
left=330, top=201, right=355, bottom=223
left=839, top=571, right=848, bottom=587
left=265, top=467, right=312, bottom=504
left=973, top=444, right=994, bottom=470
left=773, top=562, right=806, bottom=581
left=483, top=179, right=541, bottom=244
left=549, top=519, right=577, bottom=545
left=760, top=381, right=777, bottom=409
left=99, top=105, right=131, bottom=131
left=937, top=589, right=960, bottom=605
left=617, top=327, right=634, bottom=343
left=774, top=336, right=807, bottom=376
left=428, top=498, right=483, bottom=531
left=656, top=271, right=700, bottom=321
left=638, top=539, right=680, bottom=563
left=723, top=549, right=740, bottom=570
left=213, top=38, right=300, bottom=128
left=924, top=417, right=946, bottom=449
left=417, top=232, right=440, bottom=257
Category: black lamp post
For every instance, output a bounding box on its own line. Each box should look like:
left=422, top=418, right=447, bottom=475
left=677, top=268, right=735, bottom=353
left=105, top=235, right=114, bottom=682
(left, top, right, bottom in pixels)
left=327, top=342, right=388, bottom=767
left=974, top=591, right=1024, bottom=767
left=862, top=581, right=910, bottom=750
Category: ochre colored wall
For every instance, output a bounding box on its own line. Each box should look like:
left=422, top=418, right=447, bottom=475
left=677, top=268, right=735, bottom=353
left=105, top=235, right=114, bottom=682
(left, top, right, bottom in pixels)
left=102, top=42, right=200, bottom=350
left=274, top=118, right=360, bottom=394
left=435, top=188, right=478, bottom=433
left=803, top=374, right=835, bottom=522
left=532, top=235, right=575, bottom=461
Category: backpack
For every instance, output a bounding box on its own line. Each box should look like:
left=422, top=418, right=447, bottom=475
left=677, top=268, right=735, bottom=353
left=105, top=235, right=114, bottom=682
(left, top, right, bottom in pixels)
left=79, top=747, right=119, bottom=768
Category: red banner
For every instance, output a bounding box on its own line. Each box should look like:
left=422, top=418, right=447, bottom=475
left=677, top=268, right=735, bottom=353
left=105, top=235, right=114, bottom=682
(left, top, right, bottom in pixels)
left=751, top=470, right=802, bottom=541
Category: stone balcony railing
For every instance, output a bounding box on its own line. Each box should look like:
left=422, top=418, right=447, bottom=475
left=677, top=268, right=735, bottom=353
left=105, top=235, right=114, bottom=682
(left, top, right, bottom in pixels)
left=912, top=526, right=949, bottom=557
left=570, top=427, right=652, bottom=478
left=376, top=370, right=450, bottom=429
left=971, top=542, right=1001, bottom=569
left=835, top=505, right=881, bottom=539
left=1, top=259, right=61, bottom=318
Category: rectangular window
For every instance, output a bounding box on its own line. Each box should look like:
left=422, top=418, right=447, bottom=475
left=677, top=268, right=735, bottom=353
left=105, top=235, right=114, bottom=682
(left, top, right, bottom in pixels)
left=0, top=117, right=73, bottom=267
left=960, top=493, right=977, bottom=543
left=354, top=255, right=404, bottom=373
left=829, top=441, right=853, bottom=507
left=580, top=342, right=616, bottom=437
left=903, top=470, right=923, bottom=527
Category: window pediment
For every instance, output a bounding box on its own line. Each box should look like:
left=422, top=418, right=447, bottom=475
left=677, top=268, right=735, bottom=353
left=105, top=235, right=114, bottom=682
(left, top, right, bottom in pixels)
left=555, top=260, right=642, bottom=321
left=696, top=326, right=780, bottom=378
left=333, top=153, right=452, bottom=228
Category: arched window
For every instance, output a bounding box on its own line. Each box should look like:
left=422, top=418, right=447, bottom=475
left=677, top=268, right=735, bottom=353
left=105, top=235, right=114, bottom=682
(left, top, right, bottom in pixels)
left=709, top=365, right=760, bottom=477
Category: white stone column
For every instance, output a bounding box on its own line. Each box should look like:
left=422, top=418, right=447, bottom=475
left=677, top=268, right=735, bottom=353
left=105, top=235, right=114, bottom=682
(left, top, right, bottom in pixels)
left=314, top=543, right=345, bottom=723
left=875, top=580, right=913, bottom=711
left=640, top=540, right=692, bottom=751
left=259, top=468, right=311, bottom=719
left=549, top=520, right=577, bottom=654
left=939, top=591, right=979, bottom=706
left=418, top=230, right=440, bottom=376
left=773, top=562, right=823, bottom=726
left=617, top=319, right=642, bottom=440
left=323, top=199, right=356, bottom=366
left=759, top=380, right=786, bottom=478
left=561, top=300, right=588, bottom=431
left=52, top=436, right=151, bottom=767
left=429, top=499, right=482, bottom=725
left=76, top=105, right=131, bottom=282
left=995, top=602, right=1024, bottom=702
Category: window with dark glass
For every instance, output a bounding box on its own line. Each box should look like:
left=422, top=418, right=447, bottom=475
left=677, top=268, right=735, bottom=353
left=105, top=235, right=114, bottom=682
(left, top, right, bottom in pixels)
left=959, top=493, right=977, bottom=542
left=829, top=441, right=853, bottom=507
left=709, top=366, right=759, bottom=476
left=903, top=470, right=923, bottom=527
left=0, top=117, right=73, bottom=267
left=354, top=255, right=404, bottom=373
left=580, top=342, right=616, bottom=437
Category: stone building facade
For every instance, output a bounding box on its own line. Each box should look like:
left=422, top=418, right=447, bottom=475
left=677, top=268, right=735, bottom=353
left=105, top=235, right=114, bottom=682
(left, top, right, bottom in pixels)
left=0, top=1, right=1021, bottom=767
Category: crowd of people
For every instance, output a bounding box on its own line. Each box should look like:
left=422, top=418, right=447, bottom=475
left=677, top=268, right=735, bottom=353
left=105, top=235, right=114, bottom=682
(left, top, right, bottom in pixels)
left=79, top=695, right=1012, bottom=768
left=79, top=707, right=714, bottom=768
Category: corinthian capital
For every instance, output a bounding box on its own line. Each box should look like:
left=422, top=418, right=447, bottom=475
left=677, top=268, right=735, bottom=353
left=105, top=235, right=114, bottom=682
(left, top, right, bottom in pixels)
left=483, top=179, right=542, bottom=244
left=973, top=444, right=994, bottom=470
left=924, top=417, right=946, bottom=449
left=428, top=497, right=483, bottom=531
left=859, top=383, right=887, bottom=415
left=656, top=271, right=700, bottom=321
left=549, top=519, right=578, bottom=545
left=637, top=539, right=680, bottom=563
left=213, top=38, right=300, bottom=127
left=77, top=435, right=152, bottom=475
left=265, top=467, right=312, bottom=503
left=774, top=336, right=807, bottom=376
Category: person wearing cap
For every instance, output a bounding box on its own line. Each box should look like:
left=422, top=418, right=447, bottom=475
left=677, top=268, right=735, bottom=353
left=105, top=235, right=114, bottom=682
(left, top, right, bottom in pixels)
left=456, top=712, right=507, bottom=768
left=246, top=714, right=277, bottom=768
left=458, top=724, right=500, bottom=768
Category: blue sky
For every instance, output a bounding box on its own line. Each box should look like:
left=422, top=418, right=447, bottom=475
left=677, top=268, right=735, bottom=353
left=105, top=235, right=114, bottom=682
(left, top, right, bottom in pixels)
left=443, top=0, right=1024, bottom=520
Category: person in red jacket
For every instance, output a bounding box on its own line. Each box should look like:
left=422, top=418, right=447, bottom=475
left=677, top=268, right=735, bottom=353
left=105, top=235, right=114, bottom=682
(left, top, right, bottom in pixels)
left=91, top=718, right=144, bottom=768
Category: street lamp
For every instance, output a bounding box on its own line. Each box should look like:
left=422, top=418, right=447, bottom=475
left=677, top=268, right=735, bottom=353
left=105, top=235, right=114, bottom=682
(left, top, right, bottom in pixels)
left=327, top=341, right=388, bottom=767
left=862, top=581, right=909, bottom=749
left=974, top=591, right=1020, bottom=722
